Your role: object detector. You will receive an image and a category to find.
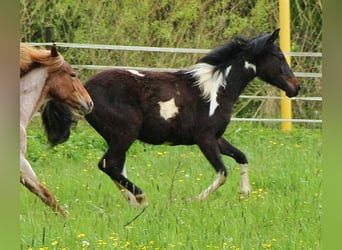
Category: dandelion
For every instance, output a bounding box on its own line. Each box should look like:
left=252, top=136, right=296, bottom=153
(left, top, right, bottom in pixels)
left=51, top=240, right=58, bottom=246
left=263, top=243, right=272, bottom=249
left=123, top=241, right=131, bottom=247
left=97, top=239, right=107, bottom=246
left=77, top=233, right=86, bottom=238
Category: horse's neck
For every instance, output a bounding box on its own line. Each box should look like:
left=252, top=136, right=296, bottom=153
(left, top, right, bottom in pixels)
left=222, top=68, right=255, bottom=102
left=20, top=67, right=49, bottom=127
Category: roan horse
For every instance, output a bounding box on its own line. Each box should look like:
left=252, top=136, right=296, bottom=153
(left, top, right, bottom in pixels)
left=20, top=43, right=93, bottom=216
left=43, top=29, right=300, bottom=209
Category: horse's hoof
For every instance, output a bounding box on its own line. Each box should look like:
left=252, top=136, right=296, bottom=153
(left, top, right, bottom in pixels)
left=135, top=193, right=148, bottom=208
left=121, top=189, right=148, bottom=208
left=239, top=186, right=251, bottom=196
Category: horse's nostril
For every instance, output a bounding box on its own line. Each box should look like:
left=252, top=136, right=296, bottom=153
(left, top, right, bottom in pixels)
left=89, top=101, right=94, bottom=111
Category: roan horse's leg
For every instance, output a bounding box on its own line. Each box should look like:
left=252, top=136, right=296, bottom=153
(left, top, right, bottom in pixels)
left=20, top=126, right=67, bottom=217
left=217, top=137, right=251, bottom=195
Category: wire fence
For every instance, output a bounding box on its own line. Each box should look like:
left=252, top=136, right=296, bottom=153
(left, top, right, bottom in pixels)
left=28, top=42, right=322, bottom=124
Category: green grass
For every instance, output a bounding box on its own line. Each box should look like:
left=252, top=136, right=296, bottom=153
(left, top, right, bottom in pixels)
left=20, top=118, right=322, bottom=250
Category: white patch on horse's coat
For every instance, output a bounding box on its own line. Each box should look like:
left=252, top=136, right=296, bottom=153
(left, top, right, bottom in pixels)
left=239, top=163, right=251, bottom=194
left=244, top=61, right=256, bottom=73
left=198, top=171, right=226, bottom=200
left=127, top=69, right=145, bottom=77
left=189, top=63, right=232, bottom=117
left=158, top=98, right=179, bottom=120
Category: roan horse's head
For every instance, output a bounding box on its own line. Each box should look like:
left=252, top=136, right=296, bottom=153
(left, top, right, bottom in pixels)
left=246, top=29, right=300, bottom=98
left=46, top=44, right=93, bottom=115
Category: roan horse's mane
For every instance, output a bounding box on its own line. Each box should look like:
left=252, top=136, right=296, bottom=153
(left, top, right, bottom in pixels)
left=20, top=44, right=65, bottom=77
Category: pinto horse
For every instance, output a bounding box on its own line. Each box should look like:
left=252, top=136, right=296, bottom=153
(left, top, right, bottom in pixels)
left=20, top=43, right=93, bottom=216
left=43, top=29, right=300, bottom=208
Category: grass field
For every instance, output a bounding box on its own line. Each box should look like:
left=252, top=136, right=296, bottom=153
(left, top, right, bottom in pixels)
left=20, top=118, right=322, bottom=250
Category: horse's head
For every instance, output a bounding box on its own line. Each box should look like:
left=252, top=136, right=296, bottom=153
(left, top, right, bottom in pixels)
left=247, top=29, right=300, bottom=98
left=47, top=44, right=93, bottom=115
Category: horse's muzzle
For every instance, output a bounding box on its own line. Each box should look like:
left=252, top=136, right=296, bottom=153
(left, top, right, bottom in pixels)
left=286, top=77, right=300, bottom=98
left=81, top=100, right=94, bottom=114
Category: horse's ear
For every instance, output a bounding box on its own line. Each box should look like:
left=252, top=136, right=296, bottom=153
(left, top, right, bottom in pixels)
left=51, top=43, right=58, bottom=57
left=268, top=28, right=280, bottom=44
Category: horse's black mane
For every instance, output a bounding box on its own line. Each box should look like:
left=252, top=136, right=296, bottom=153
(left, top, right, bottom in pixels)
left=198, top=33, right=272, bottom=70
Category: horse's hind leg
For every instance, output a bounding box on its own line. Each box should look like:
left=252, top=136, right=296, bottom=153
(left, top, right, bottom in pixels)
left=217, top=137, right=251, bottom=195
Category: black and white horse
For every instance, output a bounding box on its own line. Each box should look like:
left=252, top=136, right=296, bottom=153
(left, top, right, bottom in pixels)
left=43, top=29, right=300, bottom=208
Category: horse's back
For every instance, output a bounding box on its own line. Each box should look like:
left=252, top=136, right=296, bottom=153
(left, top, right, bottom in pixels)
left=84, top=69, right=201, bottom=145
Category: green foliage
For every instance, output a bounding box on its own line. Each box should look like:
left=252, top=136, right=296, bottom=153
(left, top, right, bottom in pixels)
left=20, top=0, right=322, bottom=124
left=21, top=118, right=321, bottom=249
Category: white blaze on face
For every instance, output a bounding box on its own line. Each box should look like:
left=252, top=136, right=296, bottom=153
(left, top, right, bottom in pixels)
left=127, top=69, right=145, bottom=77
left=158, top=98, right=179, bottom=120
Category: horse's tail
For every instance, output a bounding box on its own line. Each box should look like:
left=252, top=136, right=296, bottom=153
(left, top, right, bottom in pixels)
left=41, top=100, right=78, bottom=147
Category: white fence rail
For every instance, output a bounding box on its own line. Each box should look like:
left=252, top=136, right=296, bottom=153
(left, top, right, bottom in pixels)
left=28, top=42, right=322, bottom=124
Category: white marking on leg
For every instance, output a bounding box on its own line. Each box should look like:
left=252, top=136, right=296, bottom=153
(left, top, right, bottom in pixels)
left=244, top=61, right=256, bottom=73
left=239, top=163, right=251, bottom=194
left=127, top=69, right=145, bottom=77
left=158, top=98, right=179, bottom=120
left=121, top=165, right=127, bottom=178
left=198, top=171, right=226, bottom=200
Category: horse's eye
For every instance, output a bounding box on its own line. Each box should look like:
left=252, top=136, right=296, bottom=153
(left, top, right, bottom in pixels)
left=70, top=73, right=76, bottom=79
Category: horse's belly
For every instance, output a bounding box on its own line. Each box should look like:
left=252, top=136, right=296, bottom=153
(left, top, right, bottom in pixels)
left=138, top=120, right=195, bottom=146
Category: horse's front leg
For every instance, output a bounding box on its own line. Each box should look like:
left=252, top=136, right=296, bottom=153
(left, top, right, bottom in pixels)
left=196, top=137, right=228, bottom=200
left=217, top=137, right=251, bottom=195
left=20, top=124, right=67, bottom=217
left=98, top=150, right=148, bottom=208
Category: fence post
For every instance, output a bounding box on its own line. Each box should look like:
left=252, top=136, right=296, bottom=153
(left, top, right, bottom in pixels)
left=45, top=26, right=54, bottom=42
left=279, top=0, right=292, bottom=131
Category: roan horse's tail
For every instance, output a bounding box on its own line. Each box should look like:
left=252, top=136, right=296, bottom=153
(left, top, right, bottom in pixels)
left=41, top=100, right=78, bottom=147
